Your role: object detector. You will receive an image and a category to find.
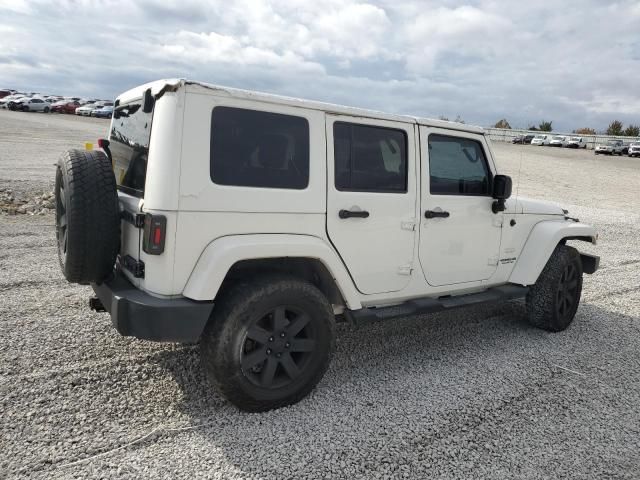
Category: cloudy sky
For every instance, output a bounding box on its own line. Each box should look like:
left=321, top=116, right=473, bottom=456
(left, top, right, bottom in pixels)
left=1, top=0, right=639, bottom=131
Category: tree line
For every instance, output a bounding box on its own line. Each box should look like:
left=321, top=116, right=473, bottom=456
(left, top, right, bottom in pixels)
left=492, top=119, right=640, bottom=137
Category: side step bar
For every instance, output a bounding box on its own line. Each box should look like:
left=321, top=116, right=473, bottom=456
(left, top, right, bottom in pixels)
left=348, top=284, right=528, bottom=326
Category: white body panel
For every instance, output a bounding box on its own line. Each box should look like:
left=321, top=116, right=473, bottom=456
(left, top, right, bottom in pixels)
left=509, top=221, right=597, bottom=285
left=110, top=79, right=597, bottom=311
left=325, top=114, right=417, bottom=294
left=183, top=234, right=362, bottom=309
left=418, top=126, right=502, bottom=286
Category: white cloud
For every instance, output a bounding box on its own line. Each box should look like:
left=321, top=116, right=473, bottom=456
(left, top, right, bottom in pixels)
left=0, top=0, right=639, bottom=131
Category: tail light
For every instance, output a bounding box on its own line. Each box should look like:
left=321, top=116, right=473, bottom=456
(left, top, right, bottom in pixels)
left=142, top=213, right=166, bottom=255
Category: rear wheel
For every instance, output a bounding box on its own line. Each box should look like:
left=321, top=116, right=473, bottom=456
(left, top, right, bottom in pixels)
left=526, top=245, right=583, bottom=332
left=201, top=275, right=336, bottom=412
left=44, top=106, right=49, bottom=113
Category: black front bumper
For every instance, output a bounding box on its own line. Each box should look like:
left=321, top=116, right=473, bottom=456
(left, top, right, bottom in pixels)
left=91, top=272, right=214, bottom=342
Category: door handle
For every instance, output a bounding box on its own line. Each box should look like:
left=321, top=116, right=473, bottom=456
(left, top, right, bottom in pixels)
left=339, top=209, right=370, bottom=219
left=424, top=210, right=450, bottom=219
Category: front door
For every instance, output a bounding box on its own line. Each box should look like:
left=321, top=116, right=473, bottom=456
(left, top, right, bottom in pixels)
left=326, top=115, right=417, bottom=294
left=418, top=127, right=502, bottom=286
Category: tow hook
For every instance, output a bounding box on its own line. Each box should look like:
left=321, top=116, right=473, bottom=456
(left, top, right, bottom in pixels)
left=89, top=297, right=106, bottom=312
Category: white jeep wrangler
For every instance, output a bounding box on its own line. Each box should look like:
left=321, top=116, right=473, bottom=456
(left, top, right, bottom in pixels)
left=55, top=79, right=599, bottom=411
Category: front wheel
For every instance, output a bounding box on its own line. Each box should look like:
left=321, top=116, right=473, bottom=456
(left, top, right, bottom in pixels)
left=44, top=106, right=50, bottom=113
left=526, top=245, right=583, bottom=332
left=201, top=275, right=336, bottom=412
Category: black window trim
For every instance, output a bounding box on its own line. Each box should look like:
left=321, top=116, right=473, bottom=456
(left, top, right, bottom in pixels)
left=427, top=133, right=493, bottom=197
left=333, top=121, right=409, bottom=194
left=210, top=105, right=311, bottom=190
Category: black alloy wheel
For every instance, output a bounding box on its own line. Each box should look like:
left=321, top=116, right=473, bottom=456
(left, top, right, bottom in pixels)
left=526, top=244, right=583, bottom=332
left=241, top=305, right=317, bottom=389
left=201, top=275, right=335, bottom=412
left=556, top=262, right=579, bottom=322
left=55, top=167, right=68, bottom=264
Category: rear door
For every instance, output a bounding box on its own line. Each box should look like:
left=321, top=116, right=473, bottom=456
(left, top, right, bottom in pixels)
left=418, top=128, right=502, bottom=286
left=325, top=115, right=417, bottom=294
left=109, top=100, right=154, bottom=281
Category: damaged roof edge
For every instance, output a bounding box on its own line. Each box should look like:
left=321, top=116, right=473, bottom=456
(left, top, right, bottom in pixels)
left=116, top=78, right=485, bottom=134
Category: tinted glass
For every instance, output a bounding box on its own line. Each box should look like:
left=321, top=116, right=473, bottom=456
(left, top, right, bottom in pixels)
left=334, top=122, right=407, bottom=192
left=210, top=107, right=309, bottom=189
left=428, top=134, right=491, bottom=195
left=110, top=102, right=153, bottom=197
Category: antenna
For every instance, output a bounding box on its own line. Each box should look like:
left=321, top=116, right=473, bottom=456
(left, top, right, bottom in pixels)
left=514, top=147, right=523, bottom=206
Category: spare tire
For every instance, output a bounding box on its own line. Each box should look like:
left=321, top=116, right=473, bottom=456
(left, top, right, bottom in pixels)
left=55, top=149, right=120, bottom=284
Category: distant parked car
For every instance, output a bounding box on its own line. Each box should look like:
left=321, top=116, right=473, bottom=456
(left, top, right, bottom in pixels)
left=0, top=95, right=20, bottom=109
left=0, top=95, right=26, bottom=110
left=89, top=102, right=114, bottom=116
left=595, top=140, right=624, bottom=155
left=566, top=136, right=587, bottom=148
left=549, top=135, right=568, bottom=147
left=75, top=104, right=96, bottom=116
left=512, top=134, right=535, bottom=144
left=93, top=105, right=113, bottom=118
left=531, top=134, right=551, bottom=146
left=51, top=100, right=80, bottom=114
left=20, top=98, right=50, bottom=112
left=628, top=143, right=640, bottom=157
left=0, top=90, right=11, bottom=99
left=620, top=143, right=631, bottom=155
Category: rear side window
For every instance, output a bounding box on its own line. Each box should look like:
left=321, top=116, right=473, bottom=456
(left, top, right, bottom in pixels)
left=334, top=122, right=408, bottom=192
left=210, top=107, right=309, bottom=189
left=110, top=102, right=153, bottom=197
left=428, top=134, right=491, bottom=196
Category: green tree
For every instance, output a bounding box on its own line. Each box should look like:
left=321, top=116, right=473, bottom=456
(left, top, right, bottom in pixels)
left=528, top=125, right=538, bottom=131
left=438, top=115, right=449, bottom=121
left=606, top=120, right=624, bottom=136
left=623, top=124, right=640, bottom=137
left=494, top=119, right=511, bottom=129
left=538, top=120, right=553, bottom=132
left=574, top=127, right=596, bottom=135
left=454, top=115, right=465, bottom=124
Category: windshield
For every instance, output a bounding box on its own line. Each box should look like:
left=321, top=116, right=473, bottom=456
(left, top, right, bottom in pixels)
left=534, top=135, right=544, bottom=139
left=570, top=137, right=580, bottom=141
left=607, top=141, right=618, bottom=146
left=110, top=101, right=153, bottom=197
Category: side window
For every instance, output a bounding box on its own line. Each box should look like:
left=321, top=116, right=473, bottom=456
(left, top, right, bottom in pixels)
left=210, top=107, right=309, bottom=189
left=428, top=134, right=491, bottom=196
left=334, top=122, right=407, bottom=193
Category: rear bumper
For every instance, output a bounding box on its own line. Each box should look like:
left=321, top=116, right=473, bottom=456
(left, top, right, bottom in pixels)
left=91, top=272, right=214, bottom=342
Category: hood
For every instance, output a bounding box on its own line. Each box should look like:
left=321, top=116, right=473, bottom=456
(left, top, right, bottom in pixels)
left=513, top=197, right=565, bottom=215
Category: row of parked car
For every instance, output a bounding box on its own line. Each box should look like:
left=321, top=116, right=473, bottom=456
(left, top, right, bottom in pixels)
left=0, top=90, right=113, bottom=118
left=512, top=134, right=588, bottom=148
left=512, top=133, right=640, bottom=156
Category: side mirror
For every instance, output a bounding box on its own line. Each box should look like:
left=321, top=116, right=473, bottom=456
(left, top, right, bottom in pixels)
left=492, top=174, right=512, bottom=213
left=142, top=88, right=155, bottom=113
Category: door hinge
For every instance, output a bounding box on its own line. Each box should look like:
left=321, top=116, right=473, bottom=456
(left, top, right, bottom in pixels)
left=121, top=255, right=145, bottom=278
left=401, top=220, right=416, bottom=231
left=397, top=265, right=413, bottom=276
left=121, top=210, right=145, bottom=228
left=488, top=256, right=499, bottom=266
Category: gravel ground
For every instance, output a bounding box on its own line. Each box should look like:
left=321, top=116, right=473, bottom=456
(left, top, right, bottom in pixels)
left=1, top=110, right=639, bottom=479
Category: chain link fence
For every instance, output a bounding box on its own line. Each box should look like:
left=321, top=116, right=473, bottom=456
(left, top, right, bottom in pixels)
left=485, top=127, right=640, bottom=150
